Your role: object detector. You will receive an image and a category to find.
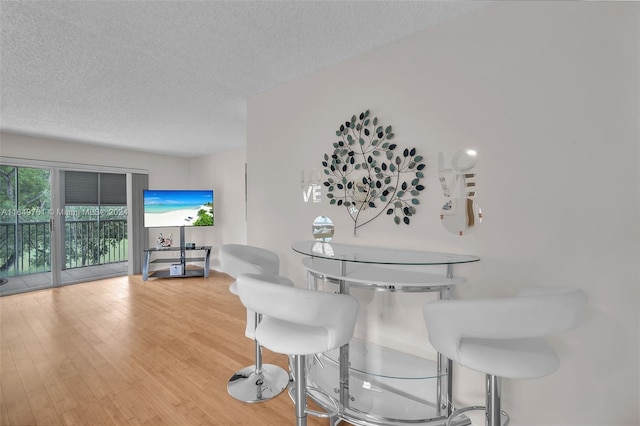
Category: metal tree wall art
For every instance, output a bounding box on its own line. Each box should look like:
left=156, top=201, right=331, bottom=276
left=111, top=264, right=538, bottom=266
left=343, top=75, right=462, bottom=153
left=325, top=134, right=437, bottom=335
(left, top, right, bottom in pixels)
left=322, top=110, right=427, bottom=235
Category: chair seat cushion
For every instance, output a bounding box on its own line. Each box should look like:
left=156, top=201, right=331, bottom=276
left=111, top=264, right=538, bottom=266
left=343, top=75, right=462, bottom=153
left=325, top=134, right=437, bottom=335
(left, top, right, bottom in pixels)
left=459, top=337, right=560, bottom=379
left=256, top=317, right=336, bottom=355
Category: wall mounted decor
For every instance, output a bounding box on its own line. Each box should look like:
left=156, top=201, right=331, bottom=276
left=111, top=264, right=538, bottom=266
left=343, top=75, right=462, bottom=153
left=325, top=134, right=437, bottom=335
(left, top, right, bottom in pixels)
left=301, top=169, right=322, bottom=203
left=438, top=149, right=482, bottom=235
left=321, top=110, right=426, bottom=235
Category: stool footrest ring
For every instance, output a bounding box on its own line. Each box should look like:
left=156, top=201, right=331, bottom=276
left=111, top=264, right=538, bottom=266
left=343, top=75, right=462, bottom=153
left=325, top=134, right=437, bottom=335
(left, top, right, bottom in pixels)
left=288, top=385, right=340, bottom=418
left=447, top=406, right=510, bottom=426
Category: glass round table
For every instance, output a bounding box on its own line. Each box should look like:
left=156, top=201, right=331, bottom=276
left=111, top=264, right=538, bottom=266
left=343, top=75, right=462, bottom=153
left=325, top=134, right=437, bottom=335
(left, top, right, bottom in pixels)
left=292, top=241, right=480, bottom=426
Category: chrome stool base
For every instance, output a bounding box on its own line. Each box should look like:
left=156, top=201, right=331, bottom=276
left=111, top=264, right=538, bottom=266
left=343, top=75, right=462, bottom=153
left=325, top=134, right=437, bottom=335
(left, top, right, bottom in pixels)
left=227, top=364, right=289, bottom=403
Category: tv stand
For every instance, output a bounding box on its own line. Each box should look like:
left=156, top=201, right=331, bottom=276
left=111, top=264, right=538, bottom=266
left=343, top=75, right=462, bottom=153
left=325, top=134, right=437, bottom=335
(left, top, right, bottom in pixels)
left=142, top=245, right=212, bottom=281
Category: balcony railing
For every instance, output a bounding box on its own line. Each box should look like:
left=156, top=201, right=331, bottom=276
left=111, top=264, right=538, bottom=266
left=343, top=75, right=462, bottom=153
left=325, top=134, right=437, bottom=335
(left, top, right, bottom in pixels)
left=0, top=219, right=128, bottom=277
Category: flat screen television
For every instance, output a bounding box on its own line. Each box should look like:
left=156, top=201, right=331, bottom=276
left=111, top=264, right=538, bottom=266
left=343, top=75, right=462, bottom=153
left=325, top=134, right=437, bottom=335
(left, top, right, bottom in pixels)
left=143, top=189, right=214, bottom=228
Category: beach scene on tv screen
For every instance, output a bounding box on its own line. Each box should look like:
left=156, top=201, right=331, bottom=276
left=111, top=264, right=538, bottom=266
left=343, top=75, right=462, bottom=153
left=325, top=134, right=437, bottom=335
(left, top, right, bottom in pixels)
left=144, top=190, right=214, bottom=227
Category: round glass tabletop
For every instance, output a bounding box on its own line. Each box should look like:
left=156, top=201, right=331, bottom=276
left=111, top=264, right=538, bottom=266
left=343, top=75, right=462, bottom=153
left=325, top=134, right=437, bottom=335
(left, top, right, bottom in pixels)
left=292, top=241, right=479, bottom=266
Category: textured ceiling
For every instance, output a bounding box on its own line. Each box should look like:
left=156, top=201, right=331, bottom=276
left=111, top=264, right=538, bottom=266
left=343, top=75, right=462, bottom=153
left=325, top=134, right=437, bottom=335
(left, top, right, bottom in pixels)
left=1, top=1, right=490, bottom=158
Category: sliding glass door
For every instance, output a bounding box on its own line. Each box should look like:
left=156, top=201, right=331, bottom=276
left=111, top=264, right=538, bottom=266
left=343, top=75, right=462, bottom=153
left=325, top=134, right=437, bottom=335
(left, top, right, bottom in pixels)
left=59, top=171, right=128, bottom=285
left=0, top=165, right=131, bottom=295
left=0, top=165, right=54, bottom=295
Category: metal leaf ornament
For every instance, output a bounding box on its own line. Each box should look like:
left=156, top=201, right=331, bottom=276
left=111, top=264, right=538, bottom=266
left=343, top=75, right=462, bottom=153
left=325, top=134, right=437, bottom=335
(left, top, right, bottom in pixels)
left=321, top=110, right=426, bottom=235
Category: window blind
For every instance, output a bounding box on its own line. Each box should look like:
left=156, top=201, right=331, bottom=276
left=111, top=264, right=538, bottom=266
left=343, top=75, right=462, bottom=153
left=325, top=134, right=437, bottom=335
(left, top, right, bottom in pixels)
left=100, top=173, right=126, bottom=205
left=64, top=171, right=126, bottom=205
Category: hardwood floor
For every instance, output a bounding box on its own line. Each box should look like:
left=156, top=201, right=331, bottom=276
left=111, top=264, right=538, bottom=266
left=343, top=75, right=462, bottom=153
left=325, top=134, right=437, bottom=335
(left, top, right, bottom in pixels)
left=0, top=272, right=328, bottom=425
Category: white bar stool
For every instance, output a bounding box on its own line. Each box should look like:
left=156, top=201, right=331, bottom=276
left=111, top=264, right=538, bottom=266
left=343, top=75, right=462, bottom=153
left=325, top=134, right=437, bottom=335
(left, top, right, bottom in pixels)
left=219, top=244, right=293, bottom=403
left=423, top=287, right=587, bottom=426
left=236, top=273, right=359, bottom=426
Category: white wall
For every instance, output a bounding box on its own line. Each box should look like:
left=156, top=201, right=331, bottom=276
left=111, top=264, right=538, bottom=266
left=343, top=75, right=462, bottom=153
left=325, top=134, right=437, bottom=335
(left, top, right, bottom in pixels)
left=190, top=147, right=248, bottom=267
left=0, top=132, right=188, bottom=183
left=247, top=2, right=639, bottom=426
